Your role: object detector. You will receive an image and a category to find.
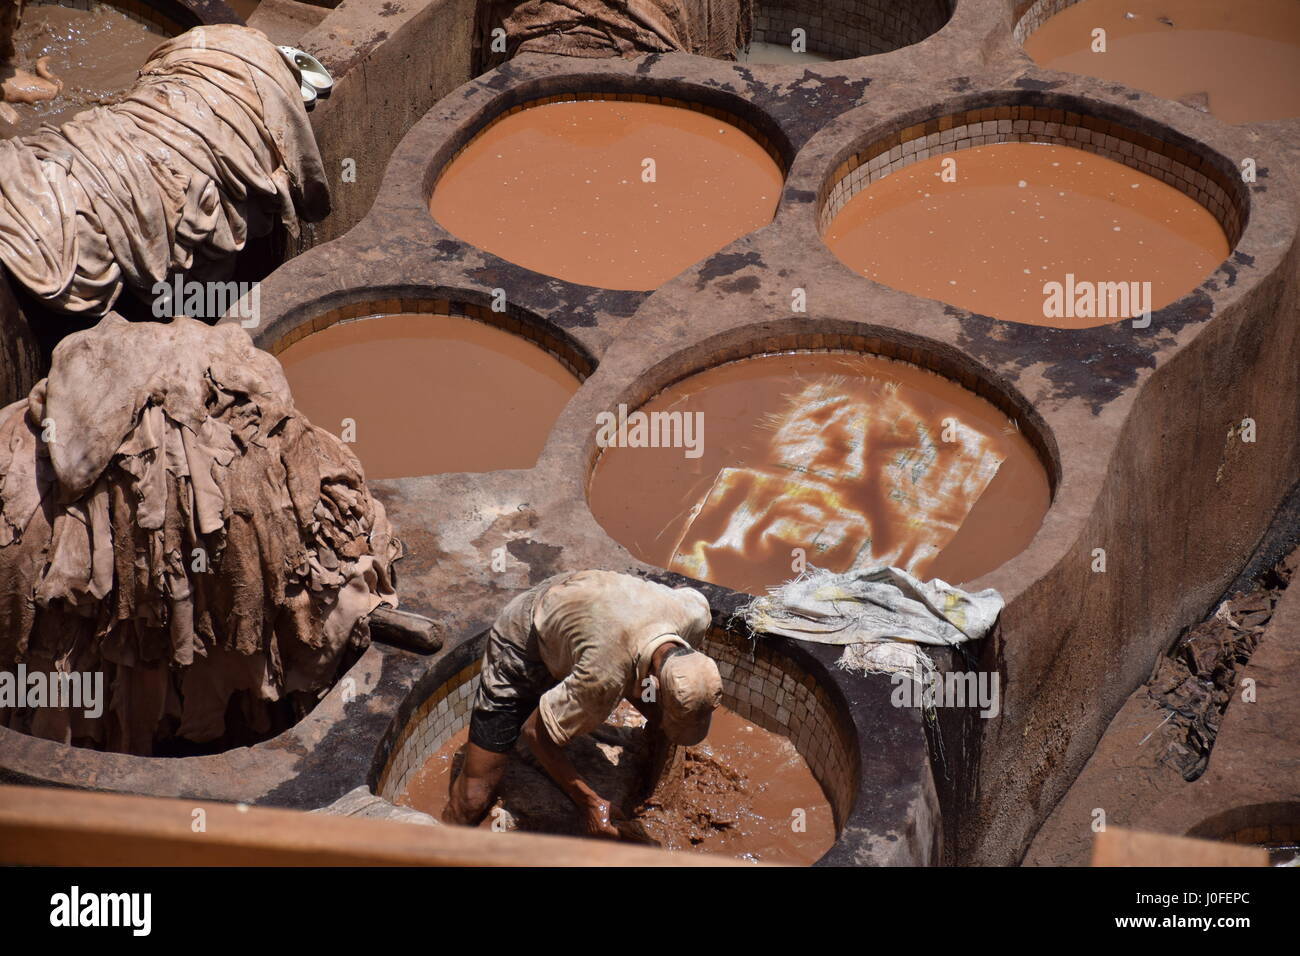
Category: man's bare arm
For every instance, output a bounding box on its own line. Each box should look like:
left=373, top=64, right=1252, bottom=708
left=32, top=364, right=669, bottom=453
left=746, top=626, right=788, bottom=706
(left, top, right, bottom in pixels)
left=519, top=707, right=620, bottom=839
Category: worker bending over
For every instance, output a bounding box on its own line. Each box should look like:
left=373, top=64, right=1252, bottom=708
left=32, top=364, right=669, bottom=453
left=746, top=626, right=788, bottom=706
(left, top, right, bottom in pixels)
left=444, top=569, right=722, bottom=838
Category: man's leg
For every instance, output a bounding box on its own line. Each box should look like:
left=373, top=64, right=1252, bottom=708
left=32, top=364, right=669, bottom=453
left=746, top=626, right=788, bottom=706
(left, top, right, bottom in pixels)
left=443, top=742, right=508, bottom=826
left=442, top=584, right=552, bottom=827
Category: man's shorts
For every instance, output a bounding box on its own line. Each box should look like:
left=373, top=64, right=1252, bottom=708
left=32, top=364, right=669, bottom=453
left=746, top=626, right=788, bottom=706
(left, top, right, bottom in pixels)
left=467, top=576, right=569, bottom=754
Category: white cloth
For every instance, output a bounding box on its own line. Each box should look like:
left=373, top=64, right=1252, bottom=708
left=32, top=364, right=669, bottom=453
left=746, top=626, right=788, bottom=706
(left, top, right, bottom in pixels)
left=737, top=566, right=1003, bottom=679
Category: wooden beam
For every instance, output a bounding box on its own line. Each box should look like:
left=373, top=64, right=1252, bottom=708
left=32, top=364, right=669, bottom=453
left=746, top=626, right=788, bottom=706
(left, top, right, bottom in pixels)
left=0, top=784, right=756, bottom=867
left=1091, top=826, right=1268, bottom=867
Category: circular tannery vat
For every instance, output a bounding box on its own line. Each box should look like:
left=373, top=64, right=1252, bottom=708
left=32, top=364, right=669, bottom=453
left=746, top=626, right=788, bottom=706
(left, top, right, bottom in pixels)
left=587, top=345, right=1053, bottom=594
left=818, top=99, right=1244, bottom=327
left=738, top=1, right=956, bottom=64
left=273, top=299, right=590, bottom=479
left=1187, top=802, right=1300, bottom=866
left=3, top=0, right=1298, bottom=867
left=1016, top=0, right=1300, bottom=126
left=378, top=625, right=868, bottom=865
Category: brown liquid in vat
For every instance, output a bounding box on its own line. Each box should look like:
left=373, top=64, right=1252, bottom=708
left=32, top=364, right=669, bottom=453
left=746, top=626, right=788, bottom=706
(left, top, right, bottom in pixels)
left=429, top=100, right=783, bottom=291
left=277, top=313, right=579, bottom=480
left=587, top=351, right=1050, bottom=594
left=825, top=142, right=1227, bottom=328
left=399, top=705, right=836, bottom=866
left=5, top=4, right=161, bottom=138
left=1024, top=0, right=1300, bottom=126
left=400, top=725, right=475, bottom=827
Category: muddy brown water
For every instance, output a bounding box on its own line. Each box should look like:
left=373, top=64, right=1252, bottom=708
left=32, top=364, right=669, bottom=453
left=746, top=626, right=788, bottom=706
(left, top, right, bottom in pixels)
left=587, top=351, right=1050, bottom=594
left=4, top=3, right=162, bottom=138
left=825, top=142, right=1228, bottom=328
left=398, top=704, right=836, bottom=866
left=1023, top=0, right=1300, bottom=126
left=277, top=313, right=580, bottom=480
left=429, top=100, right=783, bottom=291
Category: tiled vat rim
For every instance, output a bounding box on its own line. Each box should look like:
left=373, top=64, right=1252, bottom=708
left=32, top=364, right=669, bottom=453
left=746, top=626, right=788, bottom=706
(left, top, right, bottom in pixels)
left=593, top=338, right=1059, bottom=490
left=753, top=0, right=955, bottom=60
left=1012, top=0, right=1083, bottom=45
left=432, top=91, right=787, bottom=192
left=265, top=296, right=597, bottom=381
left=378, top=657, right=479, bottom=804
left=30, top=0, right=183, bottom=35
left=818, top=103, right=1248, bottom=248
left=1210, top=819, right=1300, bottom=849
left=1188, top=803, right=1300, bottom=846
left=377, top=628, right=859, bottom=835
left=708, top=628, right=857, bottom=827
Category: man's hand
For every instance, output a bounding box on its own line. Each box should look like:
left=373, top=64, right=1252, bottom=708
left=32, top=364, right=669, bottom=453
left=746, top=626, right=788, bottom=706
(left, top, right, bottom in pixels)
left=583, top=796, right=621, bottom=840
left=522, top=707, right=626, bottom=838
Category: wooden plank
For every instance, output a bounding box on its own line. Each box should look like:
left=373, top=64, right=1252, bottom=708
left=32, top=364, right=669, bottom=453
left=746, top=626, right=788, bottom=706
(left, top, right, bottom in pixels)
left=1091, top=826, right=1268, bottom=867
left=0, top=784, right=757, bottom=867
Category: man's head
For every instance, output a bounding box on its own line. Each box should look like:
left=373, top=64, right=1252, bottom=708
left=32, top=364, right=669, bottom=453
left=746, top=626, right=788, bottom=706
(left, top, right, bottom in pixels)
left=656, top=645, right=722, bottom=745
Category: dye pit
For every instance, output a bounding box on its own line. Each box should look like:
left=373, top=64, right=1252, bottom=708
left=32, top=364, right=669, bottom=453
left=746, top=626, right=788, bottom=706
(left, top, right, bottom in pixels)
left=277, top=313, right=580, bottom=479
left=429, top=99, right=783, bottom=291
left=3, top=2, right=162, bottom=137
left=825, top=142, right=1228, bottom=328
left=1023, top=0, right=1300, bottom=126
left=397, top=702, right=835, bottom=866
left=736, top=41, right=832, bottom=65
left=588, top=351, right=1049, bottom=595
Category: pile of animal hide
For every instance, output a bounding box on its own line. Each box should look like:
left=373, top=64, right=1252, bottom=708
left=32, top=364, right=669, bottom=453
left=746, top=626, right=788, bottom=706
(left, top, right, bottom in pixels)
left=0, top=23, right=328, bottom=316
left=475, top=0, right=752, bottom=70
left=0, top=315, right=400, bottom=755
